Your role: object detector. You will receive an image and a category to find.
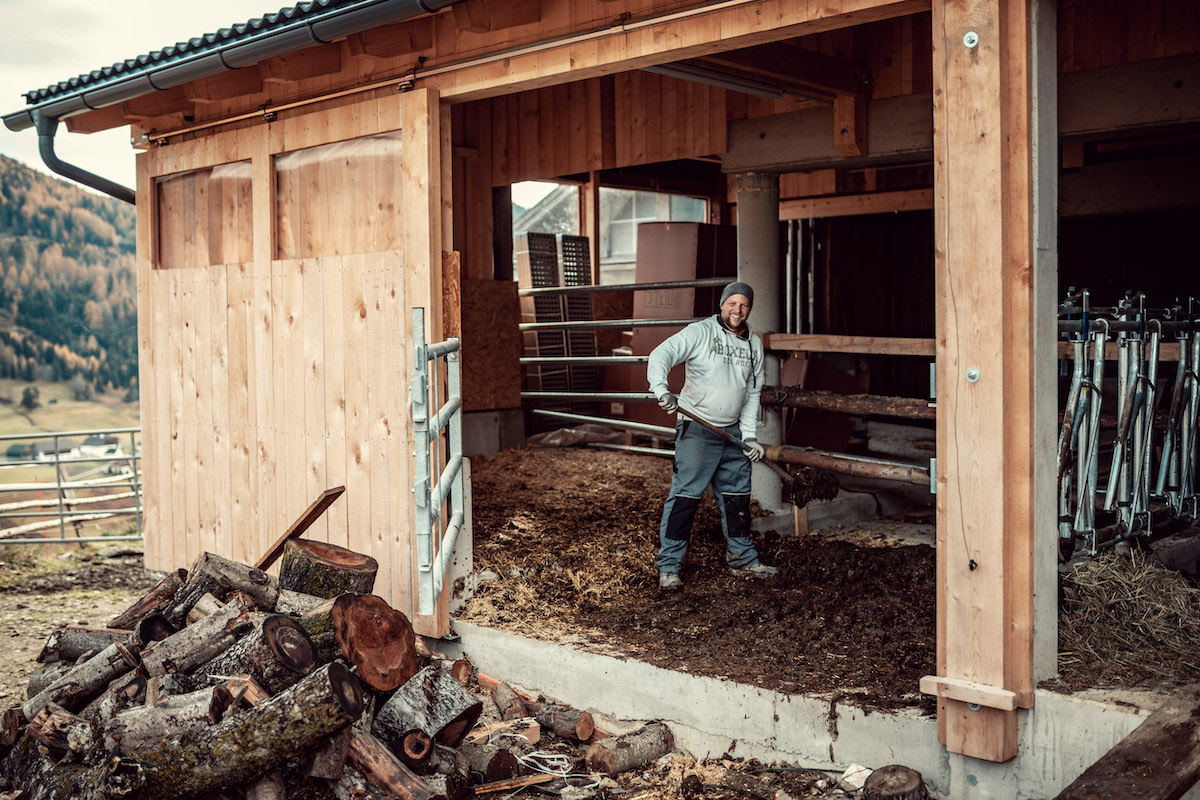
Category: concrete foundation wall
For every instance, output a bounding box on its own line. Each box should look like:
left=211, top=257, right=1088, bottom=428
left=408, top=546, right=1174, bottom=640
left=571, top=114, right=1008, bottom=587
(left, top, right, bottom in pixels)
left=443, top=622, right=1200, bottom=800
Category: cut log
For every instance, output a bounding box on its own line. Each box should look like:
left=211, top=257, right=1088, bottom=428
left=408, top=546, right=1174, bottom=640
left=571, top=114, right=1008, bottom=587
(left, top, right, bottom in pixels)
left=585, top=722, right=674, bottom=776
left=415, top=638, right=473, bottom=686
left=222, top=674, right=271, bottom=708
left=373, top=666, right=483, bottom=753
left=335, top=765, right=390, bottom=800
left=333, top=594, right=419, bottom=692
left=464, top=717, right=540, bottom=747
left=100, top=661, right=363, bottom=800
left=185, top=592, right=225, bottom=623
left=276, top=588, right=327, bottom=615
left=279, top=538, right=379, bottom=598
left=144, top=673, right=189, bottom=705
left=862, top=765, right=930, bottom=800
left=27, top=702, right=94, bottom=759
left=163, top=552, right=279, bottom=627
left=245, top=770, right=287, bottom=800
left=140, top=602, right=253, bottom=677
left=27, top=662, right=73, bottom=698
left=254, top=485, right=346, bottom=571
left=492, top=682, right=527, bottom=720
left=403, top=730, right=435, bottom=767
left=22, top=642, right=138, bottom=720
left=425, top=770, right=470, bottom=800
left=529, top=701, right=594, bottom=742
left=349, top=732, right=447, bottom=800
left=109, top=568, right=188, bottom=630
left=305, top=727, right=352, bottom=779
left=457, top=740, right=520, bottom=783
left=1, top=707, right=25, bottom=747
left=78, top=673, right=146, bottom=725
left=426, top=742, right=470, bottom=779
left=37, top=626, right=132, bottom=665
left=194, top=614, right=316, bottom=694
left=103, top=685, right=235, bottom=753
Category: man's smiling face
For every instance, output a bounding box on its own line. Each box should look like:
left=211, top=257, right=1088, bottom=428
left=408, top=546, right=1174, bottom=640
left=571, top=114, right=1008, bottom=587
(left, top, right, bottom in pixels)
left=720, top=293, right=751, bottom=333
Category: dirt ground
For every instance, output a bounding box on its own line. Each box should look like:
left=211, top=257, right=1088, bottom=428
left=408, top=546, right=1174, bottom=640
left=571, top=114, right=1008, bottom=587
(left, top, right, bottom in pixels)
left=460, top=447, right=937, bottom=712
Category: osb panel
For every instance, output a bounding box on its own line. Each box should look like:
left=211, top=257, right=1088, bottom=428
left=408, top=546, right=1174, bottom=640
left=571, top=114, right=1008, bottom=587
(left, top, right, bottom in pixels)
left=461, top=279, right=522, bottom=411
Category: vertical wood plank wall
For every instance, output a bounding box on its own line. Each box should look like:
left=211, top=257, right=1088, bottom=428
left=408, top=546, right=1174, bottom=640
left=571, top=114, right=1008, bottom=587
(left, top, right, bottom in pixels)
left=137, top=94, right=441, bottom=629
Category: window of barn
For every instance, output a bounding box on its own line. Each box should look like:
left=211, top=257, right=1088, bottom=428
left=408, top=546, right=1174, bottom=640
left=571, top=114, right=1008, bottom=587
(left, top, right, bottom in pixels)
left=274, top=131, right=404, bottom=260
left=154, top=161, right=253, bottom=269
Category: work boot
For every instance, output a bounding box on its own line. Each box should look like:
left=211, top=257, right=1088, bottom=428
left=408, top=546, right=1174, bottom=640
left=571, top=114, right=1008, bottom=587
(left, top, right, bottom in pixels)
left=730, top=562, right=779, bottom=579
left=659, top=572, right=683, bottom=591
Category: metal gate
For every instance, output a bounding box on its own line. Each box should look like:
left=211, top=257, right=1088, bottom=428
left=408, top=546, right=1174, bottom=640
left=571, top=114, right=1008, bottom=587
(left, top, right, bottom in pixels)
left=411, top=307, right=467, bottom=616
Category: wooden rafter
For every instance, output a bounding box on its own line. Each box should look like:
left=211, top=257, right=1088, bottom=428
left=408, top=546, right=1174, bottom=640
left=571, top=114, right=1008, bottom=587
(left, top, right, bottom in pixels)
left=696, top=43, right=871, bottom=100
left=452, top=0, right=541, bottom=35
left=347, top=18, right=434, bottom=60
left=259, top=43, right=344, bottom=84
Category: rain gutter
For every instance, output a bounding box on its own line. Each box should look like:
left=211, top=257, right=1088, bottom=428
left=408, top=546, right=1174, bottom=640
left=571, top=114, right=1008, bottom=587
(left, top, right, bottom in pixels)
left=4, top=0, right=457, bottom=203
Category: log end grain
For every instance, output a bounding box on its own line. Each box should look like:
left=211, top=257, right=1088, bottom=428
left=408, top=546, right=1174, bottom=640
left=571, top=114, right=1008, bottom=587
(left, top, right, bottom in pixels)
left=862, top=765, right=929, bottom=800
left=263, top=615, right=317, bottom=677
left=333, top=594, right=419, bottom=692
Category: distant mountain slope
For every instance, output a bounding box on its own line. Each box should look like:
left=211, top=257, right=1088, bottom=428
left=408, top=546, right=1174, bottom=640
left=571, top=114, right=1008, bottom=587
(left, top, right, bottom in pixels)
left=0, top=155, right=137, bottom=393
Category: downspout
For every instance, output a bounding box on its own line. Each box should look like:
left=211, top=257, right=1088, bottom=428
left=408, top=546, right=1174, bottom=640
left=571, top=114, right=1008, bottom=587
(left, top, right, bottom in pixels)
left=35, top=112, right=135, bottom=205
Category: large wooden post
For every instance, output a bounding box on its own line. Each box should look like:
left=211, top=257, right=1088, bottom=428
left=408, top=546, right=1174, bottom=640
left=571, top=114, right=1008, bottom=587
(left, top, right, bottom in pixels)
left=927, top=0, right=1042, bottom=762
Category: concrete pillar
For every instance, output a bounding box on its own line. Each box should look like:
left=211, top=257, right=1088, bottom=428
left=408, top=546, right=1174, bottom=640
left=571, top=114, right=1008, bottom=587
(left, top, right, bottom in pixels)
left=734, top=172, right=786, bottom=513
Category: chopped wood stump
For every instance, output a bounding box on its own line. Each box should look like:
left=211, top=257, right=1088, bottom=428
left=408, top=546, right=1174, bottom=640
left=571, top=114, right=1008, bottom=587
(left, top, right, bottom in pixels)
left=862, top=765, right=930, bottom=800
left=279, top=538, right=378, bottom=598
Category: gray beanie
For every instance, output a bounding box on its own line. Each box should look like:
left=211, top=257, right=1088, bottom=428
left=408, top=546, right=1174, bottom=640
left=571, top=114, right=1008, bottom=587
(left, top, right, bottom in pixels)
left=720, top=281, right=754, bottom=308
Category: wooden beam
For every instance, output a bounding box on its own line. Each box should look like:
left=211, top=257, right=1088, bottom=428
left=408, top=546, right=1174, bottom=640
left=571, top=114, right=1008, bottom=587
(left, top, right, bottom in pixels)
left=1059, top=52, right=1200, bottom=142
left=696, top=44, right=871, bottom=99
left=724, top=93, right=932, bottom=173
left=347, top=18, right=434, bottom=60
left=762, top=333, right=934, bottom=356
left=451, top=0, right=541, bottom=34
left=929, top=0, right=1037, bottom=763
left=253, top=486, right=347, bottom=571
left=260, top=43, right=343, bottom=83
left=833, top=94, right=867, bottom=157
left=184, top=69, right=265, bottom=104
left=778, top=188, right=934, bottom=219
left=918, top=676, right=1017, bottom=712
left=1053, top=685, right=1200, bottom=800
left=1061, top=154, right=1200, bottom=217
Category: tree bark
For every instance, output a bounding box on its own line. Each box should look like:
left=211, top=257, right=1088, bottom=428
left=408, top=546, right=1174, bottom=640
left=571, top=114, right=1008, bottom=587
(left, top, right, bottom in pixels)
left=425, top=771, right=470, bottom=800
left=140, top=603, right=254, bottom=677
left=585, top=722, right=674, bottom=776
left=529, top=702, right=594, bottom=742
left=862, top=765, right=930, bottom=800
left=1, top=707, right=25, bottom=747
left=101, top=661, right=363, bottom=800
left=276, top=588, right=327, bottom=615
left=184, top=592, right=225, bottom=624
left=103, top=685, right=235, bottom=753
left=37, top=626, right=132, bottom=665
left=27, top=702, right=95, bottom=760
left=27, top=661, right=74, bottom=698
left=78, top=673, right=146, bottom=725
left=22, top=642, right=138, bottom=720
left=145, top=673, right=189, bottom=705
left=110, top=568, right=188, bottom=630
left=491, top=683, right=527, bottom=721
left=1, top=732, right=102, bottom=800
left=194, top=614, right=316, bottom=694
left=457, top=740, right=520, bottom=783
left=163, top=552, right=279, bottom=627
left=245, top=770, right=287, bottom=800
left=279, top=539, right=379, bottom=598
left=333, top=594, right=419, bottom=692
left=373, top=666, right=483, bottom=753
left=348, top=732, right=447, bottom=800
left=334, top=765, right=390, bottom=800
left=304, top=727, right=352, bottom=779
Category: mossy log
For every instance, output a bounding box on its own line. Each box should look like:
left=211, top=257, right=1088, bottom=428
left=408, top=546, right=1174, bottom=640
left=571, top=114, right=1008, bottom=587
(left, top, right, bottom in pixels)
left=110, top=568, right=188, bottom=630
left=194, top=614, right=316, bottom=694
left=373, top=666, right=483, bottom=753
left=1, top=733, right=109, bottom=800
left=276, top=588, right=327, bottom=615
left=27, top=702, right=95, bottom=759
left=585, top=722, right=674, bottom=776
left=140, top=603, right=254, bottom=677
left=101, top=661, right=363, bottom=799
left=279, top=539, right=378, bottom=599
left=163, top=553, right=279, bottom=627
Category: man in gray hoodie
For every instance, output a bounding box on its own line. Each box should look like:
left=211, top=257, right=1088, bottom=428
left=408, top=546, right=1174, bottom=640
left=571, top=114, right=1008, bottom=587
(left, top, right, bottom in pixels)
left=648, top=281, right=779, bottom=591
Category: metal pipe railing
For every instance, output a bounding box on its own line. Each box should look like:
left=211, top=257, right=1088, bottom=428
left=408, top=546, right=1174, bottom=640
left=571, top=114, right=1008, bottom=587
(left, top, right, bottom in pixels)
left=518, top=277, right=729, bottom=297
left=522, top=391, right=657, bottom=402
left=412, top=306, right=467, bottom=618
left=531, top=409, right=674, bottom=436
left=519, top=317, right=700, bottom=332
left=520, top=356, right=650, bottom=365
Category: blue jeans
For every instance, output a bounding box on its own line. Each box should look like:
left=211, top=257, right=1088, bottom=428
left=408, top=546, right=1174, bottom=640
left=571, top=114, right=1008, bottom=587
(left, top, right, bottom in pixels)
left=657, top=420, right=760, bottom=573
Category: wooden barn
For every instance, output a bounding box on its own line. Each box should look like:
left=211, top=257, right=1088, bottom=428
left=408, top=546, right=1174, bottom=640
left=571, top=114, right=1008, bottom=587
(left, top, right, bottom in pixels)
left=5, top=0, right=1200, bottom=788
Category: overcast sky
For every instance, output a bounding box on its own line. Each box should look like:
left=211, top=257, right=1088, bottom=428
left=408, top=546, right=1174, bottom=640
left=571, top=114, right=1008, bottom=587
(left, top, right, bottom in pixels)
left=0, top=0, right=272, bottom=190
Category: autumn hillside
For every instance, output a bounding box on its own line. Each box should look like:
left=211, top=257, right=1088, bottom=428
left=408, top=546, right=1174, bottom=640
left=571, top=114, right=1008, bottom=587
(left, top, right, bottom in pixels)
left=0, top=155, right=137, bottom=395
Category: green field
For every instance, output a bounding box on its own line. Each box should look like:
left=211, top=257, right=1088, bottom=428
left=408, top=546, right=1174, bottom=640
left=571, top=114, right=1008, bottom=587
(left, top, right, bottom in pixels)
left=0, top=379, right=139, bottom=442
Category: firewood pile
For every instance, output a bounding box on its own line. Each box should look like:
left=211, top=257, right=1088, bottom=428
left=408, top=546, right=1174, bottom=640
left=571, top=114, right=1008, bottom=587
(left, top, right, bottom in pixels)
left=0, top=538, right=675, bottom=800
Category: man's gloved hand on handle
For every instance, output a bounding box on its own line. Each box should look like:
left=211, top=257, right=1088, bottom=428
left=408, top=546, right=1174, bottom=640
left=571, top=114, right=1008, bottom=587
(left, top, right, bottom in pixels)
left=657, top=392, right=679, bottom=414
left=742, top=438, right=764, bottom=462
